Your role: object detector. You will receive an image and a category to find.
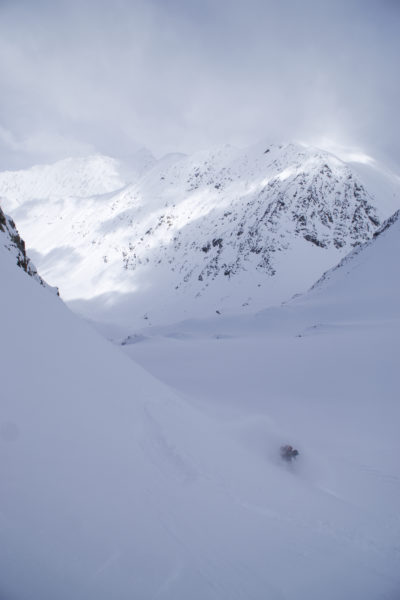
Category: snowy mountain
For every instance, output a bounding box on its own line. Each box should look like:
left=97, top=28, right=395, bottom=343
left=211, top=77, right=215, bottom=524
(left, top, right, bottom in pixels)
left=121, top=206, right=400, bottom=599
left=0, top=204, right=52, bottom=289
left=0, top=154, right=127, bottom=208
left=133, top=206, right=400, bottom=340
left=1, top=143, right=398, bottom=332
left=1, top=195, right=400, bottom=600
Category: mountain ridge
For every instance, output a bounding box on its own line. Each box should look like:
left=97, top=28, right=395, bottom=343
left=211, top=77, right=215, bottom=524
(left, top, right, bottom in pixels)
left=0, top=204, right=55, bottom=291
left=0, top=142, right=398, bottom=331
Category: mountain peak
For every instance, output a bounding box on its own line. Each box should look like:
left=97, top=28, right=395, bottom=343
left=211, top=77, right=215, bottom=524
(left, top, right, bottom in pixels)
left=0, top=142, right=398, bottom=330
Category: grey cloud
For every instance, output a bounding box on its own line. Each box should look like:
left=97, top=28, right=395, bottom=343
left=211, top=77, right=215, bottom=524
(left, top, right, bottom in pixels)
left=0, top=0, right=399, bottom=169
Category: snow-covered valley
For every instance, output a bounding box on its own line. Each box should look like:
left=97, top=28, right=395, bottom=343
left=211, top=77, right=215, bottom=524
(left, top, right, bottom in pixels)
left=2, top=0, right=400, bottom=595
left=0, top=145, right=400, bottom=599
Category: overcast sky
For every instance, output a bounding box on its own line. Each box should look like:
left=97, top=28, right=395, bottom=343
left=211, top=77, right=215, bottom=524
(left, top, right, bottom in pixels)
left=0, top=0, right=399, bottom=170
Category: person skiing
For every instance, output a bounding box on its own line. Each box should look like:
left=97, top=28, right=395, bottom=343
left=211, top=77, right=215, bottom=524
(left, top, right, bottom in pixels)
left=280, top=444, right=299, bottom=462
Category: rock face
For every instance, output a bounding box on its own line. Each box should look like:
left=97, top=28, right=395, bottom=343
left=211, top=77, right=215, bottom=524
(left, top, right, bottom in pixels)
left=153, top=144, right=380, bottom=285
left=0, top=143, right=396, bottom=330
left=0, top=205, right=55, bottom=291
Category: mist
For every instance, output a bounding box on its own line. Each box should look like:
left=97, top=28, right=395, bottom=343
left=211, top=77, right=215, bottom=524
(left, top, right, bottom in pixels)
left=0, top=0, right=399, bottom=169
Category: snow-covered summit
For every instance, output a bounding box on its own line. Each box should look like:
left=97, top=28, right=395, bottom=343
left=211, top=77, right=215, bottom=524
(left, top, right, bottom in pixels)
left=0, top=142, right=398, bottom=331
left=0, top=155, right=128, bottom=210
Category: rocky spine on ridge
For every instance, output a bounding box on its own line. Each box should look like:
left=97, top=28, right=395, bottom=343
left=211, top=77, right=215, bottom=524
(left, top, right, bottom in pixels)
left=0, top=205, right=57, bottom=292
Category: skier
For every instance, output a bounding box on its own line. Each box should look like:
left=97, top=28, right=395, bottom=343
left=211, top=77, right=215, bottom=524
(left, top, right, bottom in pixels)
left=280, top=444, right=299, bottom=462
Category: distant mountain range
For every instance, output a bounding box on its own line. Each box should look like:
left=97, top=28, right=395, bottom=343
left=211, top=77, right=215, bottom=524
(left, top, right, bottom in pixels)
left=0, top=142, right=399, bottom=332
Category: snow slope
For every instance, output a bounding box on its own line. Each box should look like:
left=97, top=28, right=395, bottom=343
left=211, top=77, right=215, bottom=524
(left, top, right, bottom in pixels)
left=122, top=211, right=400, bottom=598
left=1, top=142, right=398, bottom=332
left=1, top=207, right=400, bottom=597
left=125, top=207, right=400, bottom=345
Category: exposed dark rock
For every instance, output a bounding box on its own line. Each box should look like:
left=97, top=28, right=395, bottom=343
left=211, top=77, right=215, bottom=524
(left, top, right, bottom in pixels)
left=0, top=205, right=56, bottom=291
left=303, top=234, right=327, bottom=248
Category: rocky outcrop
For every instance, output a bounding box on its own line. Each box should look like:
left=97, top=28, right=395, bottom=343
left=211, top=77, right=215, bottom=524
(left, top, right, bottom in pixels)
left=0, top=205, right=56, bottom=292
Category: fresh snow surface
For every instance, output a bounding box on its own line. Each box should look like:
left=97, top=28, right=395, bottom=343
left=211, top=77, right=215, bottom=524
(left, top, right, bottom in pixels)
left=1, top=198, right=400, bottom=597
left=1, top=142, right=399, bottom=331
left=122, top=210, right=400, bottom=598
